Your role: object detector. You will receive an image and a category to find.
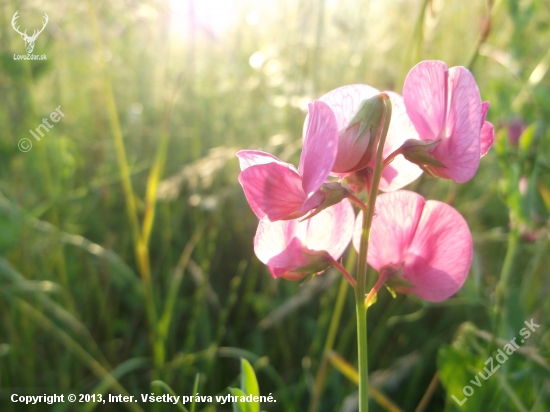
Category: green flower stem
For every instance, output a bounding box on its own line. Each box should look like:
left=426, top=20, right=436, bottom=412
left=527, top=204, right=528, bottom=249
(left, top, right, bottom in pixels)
left=364, top=271, right=389, bottom=307
left=332, top=258, right=357, bottom=287
left=347, top=191, right=368, bottom=212
left=355, top=95, right=392, bottom=412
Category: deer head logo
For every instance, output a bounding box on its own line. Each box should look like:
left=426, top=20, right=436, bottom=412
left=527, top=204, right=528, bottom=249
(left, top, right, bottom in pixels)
left=11, top=11, right=49, bottom=54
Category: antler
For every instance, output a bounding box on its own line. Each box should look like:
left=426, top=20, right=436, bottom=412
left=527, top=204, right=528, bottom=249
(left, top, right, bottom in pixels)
left=11, top=11, right=28, bottom=37
left=29, top=13, right=49, bottom=40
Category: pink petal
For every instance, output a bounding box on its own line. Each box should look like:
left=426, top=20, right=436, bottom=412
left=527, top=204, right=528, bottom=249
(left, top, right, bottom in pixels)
left=404, top=200, right=472, bottom=302
left=304, top=199, right=355, bottom=260
left=316, top=84, right=380, bottom=173
left=254, top=221, right=307, bottom=278
left=239, top=162, right=306, bottom=221
left=378, top=92, right=423, bottom=191
left=480, top=101, right=490, bottom=128
left=403, top=61, right=448, bottom=141
left=254, top=201, right=355, bottom=278
left=480, top=121, right=494, bottom=157
left=383, top=92, right=421, bottom=155
left=354, top=191, right=425, bottom=270
left=300, top=190, right=325, bottom=213
left=479, top=102, right=494, bottom=157
left=237, top=150, right=282, bottom=171
left=379, top=155, right=423, bottom=192
left=299, top=101, right=339, bottom=195
left=430, top=66, right=481, bottom=182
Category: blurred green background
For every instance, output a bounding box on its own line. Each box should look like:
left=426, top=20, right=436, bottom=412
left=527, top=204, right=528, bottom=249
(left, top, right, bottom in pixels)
left=1, top=0, right=549, bottom=411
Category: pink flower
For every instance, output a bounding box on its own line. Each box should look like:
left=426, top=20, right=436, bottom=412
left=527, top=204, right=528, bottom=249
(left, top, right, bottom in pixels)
left=237, top=100, right=338, bottom=221
left=506, top=117, right=526, bottom=146
left=306, top=85, right=422, bottom=192
left=353, top=191, right=472, bottom=302
left=254, top=199, right=355, bottom=280
left=403, top=60, right=495, bottom=182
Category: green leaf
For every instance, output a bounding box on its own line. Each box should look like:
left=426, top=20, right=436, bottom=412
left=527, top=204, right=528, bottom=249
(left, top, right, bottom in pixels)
left=190, top=373, right=200, bottom=412
left=437, top=345, right=486, bottom=411
left=518, top=123, right=536, bottom=163
left=229, top=387, right=251, bottom=412
left=151, top=381, right=189, bottom=412
left=241, top=358, right=260, bottom=412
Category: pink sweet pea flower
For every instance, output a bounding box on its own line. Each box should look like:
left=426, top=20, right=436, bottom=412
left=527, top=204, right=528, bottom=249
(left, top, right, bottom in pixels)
left=237, top=100, right=338, bottom=221
left=403, top=60, right=495, bottom=182
left=353, top=191, right=472, bottom=302
left=306, top=85, right=423, bottom=192
left=255, top=199, right=355, bottom=280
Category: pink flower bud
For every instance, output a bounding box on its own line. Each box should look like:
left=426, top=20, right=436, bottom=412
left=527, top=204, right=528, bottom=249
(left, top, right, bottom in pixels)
left=303, top=86, right=423, bottom=193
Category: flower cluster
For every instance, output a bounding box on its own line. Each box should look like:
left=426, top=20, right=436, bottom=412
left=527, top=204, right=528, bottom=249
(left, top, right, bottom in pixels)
left=237, top=60, right=494, bottom=303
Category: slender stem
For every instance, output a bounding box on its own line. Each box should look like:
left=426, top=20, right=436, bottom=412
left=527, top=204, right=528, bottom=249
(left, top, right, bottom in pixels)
left=332, top=259, right=356, bottom=287
left=347, top=192, right=367, bottom=211
left=414, top=372, right=439, bottom=412
left=364, top=272, right=388, bottom=307
left=355, top=95, right=392, bottom=412
left=87, top=0, right=160, bottom=370
left=492, top=224, right=519, bottom=340
left=382, top=148, right=401, bottom=169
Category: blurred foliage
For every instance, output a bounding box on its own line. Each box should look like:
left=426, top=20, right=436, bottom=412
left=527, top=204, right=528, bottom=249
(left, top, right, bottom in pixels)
left=0, top=0, right=549, bottom=411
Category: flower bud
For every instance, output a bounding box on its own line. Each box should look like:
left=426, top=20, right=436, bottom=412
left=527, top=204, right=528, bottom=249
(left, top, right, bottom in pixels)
left=397, top=139, right=446, bottom=175
left=300, top=182, right=350, bottom=220
left=338, top=94, right=386, bottom=173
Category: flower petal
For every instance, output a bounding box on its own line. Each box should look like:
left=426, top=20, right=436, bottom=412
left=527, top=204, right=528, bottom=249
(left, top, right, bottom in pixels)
left=379, top=155, right=423, bottom=192
left=299, top=101, right=339, bottom=195
left=403, top=61, right=448, bottom=141
left=316, top=84, right=380, bottom=173
left=404, top=200, right=472, bottom=302
left=254, top=201, right=355, bottom=278
left=239, top=162, right=306, bottom=221
left=237, top=150, right=291, bottom=171
left=480, top=121, right=494, bottom=157
left=354, top=191, right=425, bottom=270
left=303, top=199, right=355, bottom=261
left=430, top=66, right=482, bottom=182
left=254, top=221, right=307, bottom=278
left=378, top=92, right=423, bottom=191
left=479, top=102, right=494, bottom=157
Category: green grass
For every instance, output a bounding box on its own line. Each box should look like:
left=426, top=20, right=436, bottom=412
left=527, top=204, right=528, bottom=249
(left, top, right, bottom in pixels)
left=1, top=0, right=549, bottom=411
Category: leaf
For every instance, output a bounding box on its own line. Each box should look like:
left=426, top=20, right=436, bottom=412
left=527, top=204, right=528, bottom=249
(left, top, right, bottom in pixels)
left=229, top=387, right=251, bottom=412
left=518, top=123, right=536, bottom=163
left=241, top=358, right=260, bottom=412
left=151, top=381, right=189, bottom=412
left=437, top=345, right=486, bottom=411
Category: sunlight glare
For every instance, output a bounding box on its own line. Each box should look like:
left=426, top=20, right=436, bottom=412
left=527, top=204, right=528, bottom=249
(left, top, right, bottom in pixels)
left=169, top=0, right=238, bottom=39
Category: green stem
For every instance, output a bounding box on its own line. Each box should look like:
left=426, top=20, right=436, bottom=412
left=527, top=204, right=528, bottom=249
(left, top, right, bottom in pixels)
left=346, top=191, right=367, bottom=212
left=493, top=224, right=519, bottom=340
left=332, top=258, right=356, bottom=287
left=355, top=95, right=392, bottom=412
left=308, top=251, right=356, bottom=412
left=364, top=271, right=389, bottom=307
left=86, top=0, right=159, bottom=371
